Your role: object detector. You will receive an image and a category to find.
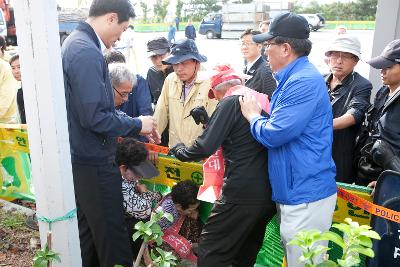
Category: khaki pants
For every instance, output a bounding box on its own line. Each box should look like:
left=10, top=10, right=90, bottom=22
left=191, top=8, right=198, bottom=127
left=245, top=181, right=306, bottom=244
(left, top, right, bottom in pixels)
left=278, top=193, right=337, bottom=267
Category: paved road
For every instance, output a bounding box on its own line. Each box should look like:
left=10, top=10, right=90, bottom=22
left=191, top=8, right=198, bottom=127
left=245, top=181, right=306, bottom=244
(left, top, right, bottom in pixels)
left=122, top=29, right=375, bottom=79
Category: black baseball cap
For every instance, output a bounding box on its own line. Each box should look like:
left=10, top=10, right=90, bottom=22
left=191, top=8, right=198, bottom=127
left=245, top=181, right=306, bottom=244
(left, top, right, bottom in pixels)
left=253, top=12, right=310, bottom=43
left=367, top=39, right=400, bottom=69
left=147, top=37, right=170, bottom=57
left=129, top=160, right=159, bottom=179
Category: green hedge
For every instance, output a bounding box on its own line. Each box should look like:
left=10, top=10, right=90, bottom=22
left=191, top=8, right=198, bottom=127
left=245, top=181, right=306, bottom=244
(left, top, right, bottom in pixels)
left=131, top=22, right=198, bottom=32
left=131, top=21, right=375, bottom=32
left=325, top=21, right=375, bottom=30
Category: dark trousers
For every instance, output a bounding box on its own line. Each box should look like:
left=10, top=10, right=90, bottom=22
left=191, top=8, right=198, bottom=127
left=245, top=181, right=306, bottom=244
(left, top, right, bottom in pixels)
left=72, top=163, right=133, bottom=267
left=197, top=201, right=276, bottom=267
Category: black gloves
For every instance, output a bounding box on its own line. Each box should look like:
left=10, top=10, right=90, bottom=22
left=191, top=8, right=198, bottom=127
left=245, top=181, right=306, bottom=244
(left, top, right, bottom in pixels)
left=371, top=139, right=400, bottom=172
left=168, top=142, right=187, bottom=161
left=189, top=106, right=209, bottom=125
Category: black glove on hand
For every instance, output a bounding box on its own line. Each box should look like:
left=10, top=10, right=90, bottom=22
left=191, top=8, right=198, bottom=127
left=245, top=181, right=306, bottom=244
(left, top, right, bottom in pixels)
left=168, top=142, right=186, bottom=159
left=371, top=139, right=400, bottom=172
left=189, top=106, right=209, bottom=125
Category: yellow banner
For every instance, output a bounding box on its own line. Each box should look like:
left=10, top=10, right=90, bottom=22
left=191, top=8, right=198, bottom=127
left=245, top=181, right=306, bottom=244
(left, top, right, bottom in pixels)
left=0, top=124, right=30, bottom=154
left=147, top=155, right=204, bottom=187
left=0, top=125, right=33, bottom=201
left=146, top=149, right=372, bottom=226
left=334, top=188, right=371, bottom=225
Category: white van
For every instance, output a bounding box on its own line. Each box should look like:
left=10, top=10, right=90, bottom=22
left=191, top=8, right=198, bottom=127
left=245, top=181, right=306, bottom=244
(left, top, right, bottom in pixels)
left=299, top=14, right=325, bottom=31
left=0, top=9, right=7, bottom=38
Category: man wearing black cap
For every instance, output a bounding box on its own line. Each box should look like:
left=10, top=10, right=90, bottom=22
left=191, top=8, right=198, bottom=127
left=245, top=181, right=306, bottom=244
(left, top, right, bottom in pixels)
left=146, top=37, right=174, bottom=105
left=240, top=12, right=337, bottom=266
left=154, top=38, right=217, bottom=147
left=364, top=39, right=400, bottom=175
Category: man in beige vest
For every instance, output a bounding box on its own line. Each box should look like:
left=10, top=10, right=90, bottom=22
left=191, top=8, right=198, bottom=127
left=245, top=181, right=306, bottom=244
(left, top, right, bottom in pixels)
left=154, top=38, right=217, bottom=147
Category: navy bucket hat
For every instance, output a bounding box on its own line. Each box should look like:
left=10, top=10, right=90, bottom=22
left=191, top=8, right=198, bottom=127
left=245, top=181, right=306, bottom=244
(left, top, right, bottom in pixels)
left=162, top=38, right=207, bottom=65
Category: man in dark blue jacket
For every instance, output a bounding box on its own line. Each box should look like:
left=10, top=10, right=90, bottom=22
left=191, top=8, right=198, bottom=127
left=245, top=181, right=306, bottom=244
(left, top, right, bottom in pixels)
left=104, top=50, right=154, bottom=142
left=185, top=20, right=196, bottom=40
left=61, top=1, right=159, bottom=266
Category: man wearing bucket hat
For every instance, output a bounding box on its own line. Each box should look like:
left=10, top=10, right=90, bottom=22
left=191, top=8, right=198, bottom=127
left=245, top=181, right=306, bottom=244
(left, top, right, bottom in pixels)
left=324, top=35, right=372, bottom=183
left=239, top=12, right=337, bottom=266
left=154, top=38, right=217, bottom=147
left=146, top=37, right=174, bottom=105
left=364, top=40, right=400, bottom=174
left=169, top=64, right=275, bottom=267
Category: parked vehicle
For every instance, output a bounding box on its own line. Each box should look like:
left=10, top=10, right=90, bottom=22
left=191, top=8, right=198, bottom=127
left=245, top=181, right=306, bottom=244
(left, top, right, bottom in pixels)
left=0, top=0, right=16, bottom=45
left=298, top=13, right=325, bottom=31
left=58, top=8, right=88, bottom=45
left=199, top=3, right=269, bottom=39
left=0, top=8, right=6, bottom=38
left=0, top=1, right=87, bottom=46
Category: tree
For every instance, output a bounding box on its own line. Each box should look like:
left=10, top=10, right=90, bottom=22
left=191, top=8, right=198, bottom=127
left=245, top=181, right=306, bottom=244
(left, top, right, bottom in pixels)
left=77, top=0, right=90, bottom=7
left=292, top=0, right=377, bottom=21
left=176, top=0, right=184, bottom=19
left=154, top=0, right=170, bottom=22
left=187, top=0, right=221, bottom=21
left=140, top=2, right=151, bottom=23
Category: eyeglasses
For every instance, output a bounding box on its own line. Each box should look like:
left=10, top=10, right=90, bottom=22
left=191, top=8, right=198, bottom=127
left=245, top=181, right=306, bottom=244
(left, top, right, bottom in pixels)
left=263, top=42, right=279, bottom=49
left=113, top=87, right=130, bottom=98
left=240, top=42, right=257, bottom=47
left=328, top=52, right=357, bottom=61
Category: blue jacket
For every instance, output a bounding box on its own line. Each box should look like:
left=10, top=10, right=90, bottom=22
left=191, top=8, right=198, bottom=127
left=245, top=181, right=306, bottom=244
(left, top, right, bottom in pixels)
left=62, top=22, right=142, bottom=165
left=167, top=26, right=176, bottom=42
left=185, top=25, right=196, bottom=40
left=119, top=75, right=153, bottom=118
left=250, top=56, right=337, bottom=205
left=118, top=75, right=153, bottom=141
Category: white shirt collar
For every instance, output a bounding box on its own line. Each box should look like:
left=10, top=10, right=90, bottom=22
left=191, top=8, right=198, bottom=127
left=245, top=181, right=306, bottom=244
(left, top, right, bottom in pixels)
left=246, top=56, right=261, bottom=71
left=95, top=32, right=107, bottom=53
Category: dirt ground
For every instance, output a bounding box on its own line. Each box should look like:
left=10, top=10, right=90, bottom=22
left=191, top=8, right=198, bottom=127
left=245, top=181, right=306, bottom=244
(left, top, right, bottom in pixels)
left=0, top=201, right=40, bottom=267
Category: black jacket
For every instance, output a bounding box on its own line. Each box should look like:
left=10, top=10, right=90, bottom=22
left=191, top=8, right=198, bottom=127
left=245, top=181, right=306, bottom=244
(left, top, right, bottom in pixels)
left=244, top=57, right=276, bottom=98
left=146, top=66, right=173, bottom=104
left=373, top=86, right=400, bottom=156
left=325, top=72, right=372, bottom=182
left=62, top=22, right=142, bottom=164
left=173, top=95, right=273, bottom=205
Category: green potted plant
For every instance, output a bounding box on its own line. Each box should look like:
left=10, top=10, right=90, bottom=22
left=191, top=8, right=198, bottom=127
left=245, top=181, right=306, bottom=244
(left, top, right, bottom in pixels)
left=132, top=207, right=176, bottom=267
left=288, top=218, right=381, bottom=267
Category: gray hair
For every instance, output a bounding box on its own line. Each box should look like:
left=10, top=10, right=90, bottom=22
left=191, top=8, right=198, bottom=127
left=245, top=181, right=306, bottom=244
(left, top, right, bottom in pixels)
left=108, top=63, right=136, bottom=87
left=214, top=78, right=242, bottom=91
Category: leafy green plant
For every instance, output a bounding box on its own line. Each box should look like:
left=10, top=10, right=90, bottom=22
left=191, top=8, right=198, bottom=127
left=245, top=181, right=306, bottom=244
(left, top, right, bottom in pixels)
left=288, top=218, right=381, bottom=267
left=150, top=247, right=178, bottom=267
left=132, top=208, right=173, bottom=246
left=132, top=207, right=174, bottom=267
left=33, top=244, right=61, bottom=267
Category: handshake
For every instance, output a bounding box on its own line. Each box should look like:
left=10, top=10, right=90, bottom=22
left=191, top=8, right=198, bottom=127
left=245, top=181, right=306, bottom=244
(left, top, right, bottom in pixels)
left=138, top=116, right=160, bottom=144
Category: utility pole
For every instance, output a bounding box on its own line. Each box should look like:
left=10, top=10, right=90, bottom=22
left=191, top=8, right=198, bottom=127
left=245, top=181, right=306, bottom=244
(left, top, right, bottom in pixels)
left=13, top=0, right=81, bottom=266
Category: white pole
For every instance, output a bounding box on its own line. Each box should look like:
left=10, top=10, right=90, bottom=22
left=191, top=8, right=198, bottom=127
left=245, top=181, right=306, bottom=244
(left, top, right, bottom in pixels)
left=13, top=0, right=81, bottom=266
